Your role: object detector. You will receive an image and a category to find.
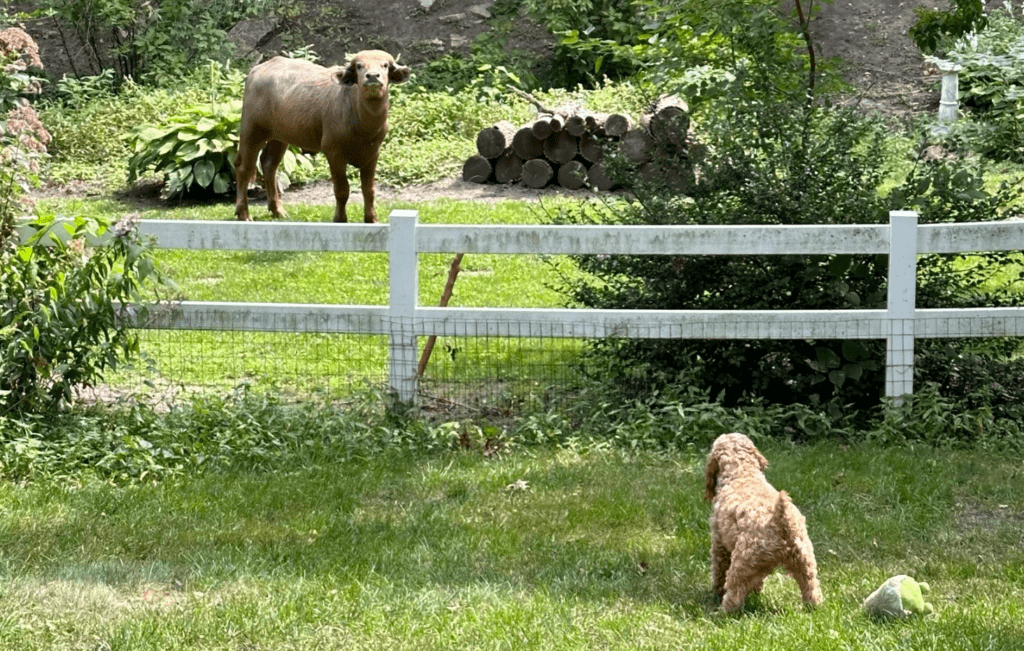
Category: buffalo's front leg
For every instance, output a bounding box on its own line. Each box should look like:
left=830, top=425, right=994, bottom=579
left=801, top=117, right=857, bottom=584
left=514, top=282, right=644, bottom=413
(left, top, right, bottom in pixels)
left=327, top=155, right=350, bottom=223
left=359, top=156, right=380, bottom=223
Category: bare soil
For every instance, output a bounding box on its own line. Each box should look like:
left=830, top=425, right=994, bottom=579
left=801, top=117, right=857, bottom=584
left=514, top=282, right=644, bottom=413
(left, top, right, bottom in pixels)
left=18, top=0, right=975, bottom=204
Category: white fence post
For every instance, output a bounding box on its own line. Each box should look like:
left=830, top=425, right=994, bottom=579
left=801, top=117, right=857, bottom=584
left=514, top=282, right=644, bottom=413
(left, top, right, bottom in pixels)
left=886, top=211, right=919, bottom=402
left=388, top=210, right=420, bottom=402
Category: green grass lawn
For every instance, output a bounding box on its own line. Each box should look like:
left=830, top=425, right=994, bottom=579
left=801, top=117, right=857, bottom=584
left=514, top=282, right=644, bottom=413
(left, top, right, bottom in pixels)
left=37, top=195, right=589, bottom=396
left=0, top=443, right=1021, bottom=649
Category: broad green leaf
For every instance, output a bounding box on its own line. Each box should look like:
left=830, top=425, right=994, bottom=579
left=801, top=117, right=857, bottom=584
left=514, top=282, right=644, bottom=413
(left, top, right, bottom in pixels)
left=193, top=159, right=216, bottom=188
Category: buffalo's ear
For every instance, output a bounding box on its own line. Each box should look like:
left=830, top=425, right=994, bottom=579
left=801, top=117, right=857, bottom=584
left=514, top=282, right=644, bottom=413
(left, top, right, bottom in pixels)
left=339, top=60, right=358, bottom=85
left=389, top=63, right=411, bottom=84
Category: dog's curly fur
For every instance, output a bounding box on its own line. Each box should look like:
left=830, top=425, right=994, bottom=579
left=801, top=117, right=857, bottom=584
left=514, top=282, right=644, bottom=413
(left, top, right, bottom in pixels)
left=704, top=433, right=822, bottom=612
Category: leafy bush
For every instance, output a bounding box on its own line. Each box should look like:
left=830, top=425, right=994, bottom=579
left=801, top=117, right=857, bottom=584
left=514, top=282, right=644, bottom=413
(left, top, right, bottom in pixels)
left=126, top=99, right=315, bottom=199
left=552, top=93, right=1023, bottom=418
left=1, top=211, right=175, bottom=416
left=40, top=0, right=272, bottom=84
left=909, top=0, right=987, bottom=55
left=939, top=6, right=1024, bottom=162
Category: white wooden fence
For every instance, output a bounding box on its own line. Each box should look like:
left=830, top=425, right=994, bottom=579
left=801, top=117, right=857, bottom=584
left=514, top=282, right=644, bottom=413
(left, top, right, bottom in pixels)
left=22, top=210, right=1024, bottom=402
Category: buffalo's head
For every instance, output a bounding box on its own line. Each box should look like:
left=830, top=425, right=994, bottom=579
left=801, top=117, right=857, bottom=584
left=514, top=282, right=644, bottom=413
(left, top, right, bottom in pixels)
left=339, top=50, right=411, bottom=99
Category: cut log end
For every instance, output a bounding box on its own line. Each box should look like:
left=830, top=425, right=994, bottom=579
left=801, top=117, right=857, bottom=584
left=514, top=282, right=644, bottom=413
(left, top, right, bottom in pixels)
left=462, top=155, right=493, bottom=184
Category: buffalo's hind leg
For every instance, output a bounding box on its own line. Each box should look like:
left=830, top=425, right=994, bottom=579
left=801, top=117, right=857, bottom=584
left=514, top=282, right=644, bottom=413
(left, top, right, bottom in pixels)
left=259, top=140, right=289, bottom=219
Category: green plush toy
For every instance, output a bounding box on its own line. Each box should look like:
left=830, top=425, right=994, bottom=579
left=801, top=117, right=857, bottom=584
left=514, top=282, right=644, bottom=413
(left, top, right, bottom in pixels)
left=863, top=575, right=935, bottom=619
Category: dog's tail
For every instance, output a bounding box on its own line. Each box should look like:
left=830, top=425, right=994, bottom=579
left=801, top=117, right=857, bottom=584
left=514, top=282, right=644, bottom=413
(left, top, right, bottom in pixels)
left=774, top=490, right=799, bottom=542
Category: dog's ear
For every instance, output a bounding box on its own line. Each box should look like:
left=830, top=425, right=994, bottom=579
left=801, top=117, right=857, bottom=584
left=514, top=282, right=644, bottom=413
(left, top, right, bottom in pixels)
left=756, top=449, right=769, bottom=471
left=705, top=454, right=719, bottom=501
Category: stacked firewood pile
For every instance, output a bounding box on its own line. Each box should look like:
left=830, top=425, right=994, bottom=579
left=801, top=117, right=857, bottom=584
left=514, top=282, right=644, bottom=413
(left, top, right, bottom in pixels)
left=462, top=92, right=698, bottom=192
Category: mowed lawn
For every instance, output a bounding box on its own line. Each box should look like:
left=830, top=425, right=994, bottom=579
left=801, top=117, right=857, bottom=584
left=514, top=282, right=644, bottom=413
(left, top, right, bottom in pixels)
left=0, top=443, right=1021, bottom=650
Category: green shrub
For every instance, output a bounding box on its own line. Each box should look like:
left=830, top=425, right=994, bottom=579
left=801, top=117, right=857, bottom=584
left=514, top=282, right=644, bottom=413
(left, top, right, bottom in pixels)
left=909, top=0, right=987, bottom=55
left=1, top=211, right=174, bottom=416
left=939, top=6, right=1024, bottom=162
left=39, top=0, right=271, bottom=83
left=125, top=99, right=316, bottom=199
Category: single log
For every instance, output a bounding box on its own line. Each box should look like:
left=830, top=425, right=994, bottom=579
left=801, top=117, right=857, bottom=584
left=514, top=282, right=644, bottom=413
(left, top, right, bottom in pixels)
left=543, top=130, right=579, bottom=165
left=578, top=131, right=604, bottom=163
left=549, top=113, right=565, bottom=133
left=494, top=150, right=524, bottom=184
left=522, top=158, right=554, bottom=189
left=642, top=95, right=690, bottom=149
left=604, top=112, right=632, bottom=138
left=620, top=128, right=653, bottom=165
left=476, top=120, right=517, bottom=159
left=531, top=115, right=554, bottom=140
left=586, top=162, right=617, bottom=191
left=564, top=114, right=587, bottom=137
left=557, top=160, right=588, bottom=190
left=512, top=126, right=545, bottom=160
left=584, top=111, right=610, bottom=132
left=462, top=155, right=493, bottom=183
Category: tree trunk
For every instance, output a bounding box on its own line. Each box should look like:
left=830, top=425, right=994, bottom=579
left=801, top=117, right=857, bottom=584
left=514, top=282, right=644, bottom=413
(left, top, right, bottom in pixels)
left=494, top=150, right=524, bottom=184
left=557, top=160, right=588, bottom=190
left=512, top=126, right=545, bottom=160
left=604, top=112, right=632, bottom=138
left=522, top=158, right=554, bottom=188
left=462, top=155, right=493, bottom=183
left=476, top=120, right=517, bottom=159
left=620, top=128, right=652, bottom=165
left=586, top=162, right=617, bottom=191
left=578, top=131, right=604, bottom=163
left=543, top=130, right=579, bottom=164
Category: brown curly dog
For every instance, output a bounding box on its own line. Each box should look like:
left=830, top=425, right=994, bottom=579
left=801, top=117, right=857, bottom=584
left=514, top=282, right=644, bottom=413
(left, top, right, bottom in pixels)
left=704, top=432, right=822, bottom=612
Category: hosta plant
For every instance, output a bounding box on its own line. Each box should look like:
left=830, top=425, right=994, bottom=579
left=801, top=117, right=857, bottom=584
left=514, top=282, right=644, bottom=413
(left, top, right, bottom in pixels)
left=126, top=100, right=314, bottom=199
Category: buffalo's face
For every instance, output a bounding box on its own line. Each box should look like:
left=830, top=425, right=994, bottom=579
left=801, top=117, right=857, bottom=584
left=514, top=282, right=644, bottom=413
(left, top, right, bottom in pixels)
left=342, top=50, right=411, bottom=99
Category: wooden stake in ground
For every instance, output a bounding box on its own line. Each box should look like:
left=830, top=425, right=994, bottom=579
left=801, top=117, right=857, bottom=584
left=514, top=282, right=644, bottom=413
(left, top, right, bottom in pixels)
left=417, top=253, right=464, bottom=377
left=476, top=120, right=517, bottom=159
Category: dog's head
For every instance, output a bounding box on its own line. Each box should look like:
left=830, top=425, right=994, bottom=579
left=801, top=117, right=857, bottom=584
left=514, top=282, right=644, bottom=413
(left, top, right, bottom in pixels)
left=704, top=432, right=769, bottom=501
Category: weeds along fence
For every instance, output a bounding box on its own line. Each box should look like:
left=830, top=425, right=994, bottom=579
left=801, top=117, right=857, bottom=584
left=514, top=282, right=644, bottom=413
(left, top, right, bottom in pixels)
left=21, top=210, right=1024, bottom=406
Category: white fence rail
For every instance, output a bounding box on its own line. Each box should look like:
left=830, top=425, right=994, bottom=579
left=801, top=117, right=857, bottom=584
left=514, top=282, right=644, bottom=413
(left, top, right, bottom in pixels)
left=22, top=210, right=1024, bottom=402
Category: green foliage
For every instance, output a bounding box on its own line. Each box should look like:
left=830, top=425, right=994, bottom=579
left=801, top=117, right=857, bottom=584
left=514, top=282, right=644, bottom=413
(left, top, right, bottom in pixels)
left=909, top=0, right=987, bottom=55
left=125, top=99, right=314, bottom=199
left=39, top=0, right=271, bottom=84
left=526, top=0, right=644, bottom=88
left=939, top=6, right=1024, bottom=162
left=553, top=94, right=1024, bottom=418
left=0, top=212, right=174, bottom=416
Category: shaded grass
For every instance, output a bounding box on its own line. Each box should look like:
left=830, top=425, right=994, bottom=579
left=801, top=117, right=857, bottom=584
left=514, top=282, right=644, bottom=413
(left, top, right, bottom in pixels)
left=0, top=444, right=1021, bottom=649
